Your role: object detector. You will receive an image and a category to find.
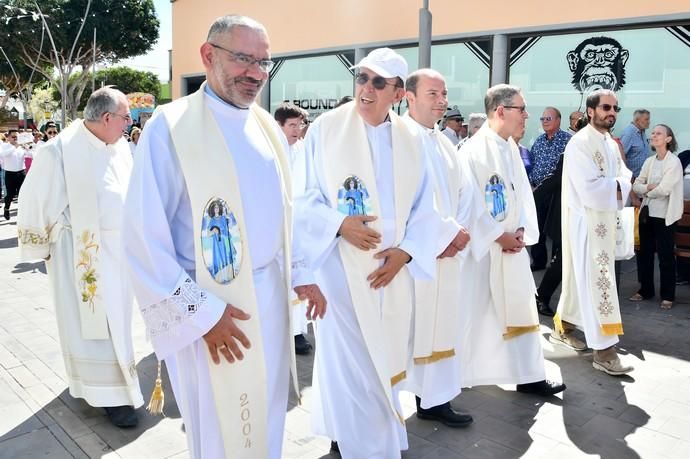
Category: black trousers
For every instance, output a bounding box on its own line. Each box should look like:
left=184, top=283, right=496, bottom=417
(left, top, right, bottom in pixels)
left=537, top=241, right=562, bottom=305
left=637, top=214, right=676, bottom=301
left=530, top=198, right=552, bottom=268
left=4, top=170, right=24, bottom=210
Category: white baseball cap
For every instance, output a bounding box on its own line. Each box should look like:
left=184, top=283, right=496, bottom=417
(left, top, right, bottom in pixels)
left=350, top=47, right=408, bottom=81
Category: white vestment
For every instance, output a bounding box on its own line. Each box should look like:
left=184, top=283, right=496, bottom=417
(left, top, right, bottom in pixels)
left=558, top=125, right=632, bottom=350
left=17, top=122, right=143, bottom=408
left=401, top=116, right=478, bottom=408
left=297, top=105, right=435, bottom=459
left=287, top=139, right=309, bottom=336
left=458, top=125, right=546, bottom=387
left=123, top=88, right=310, bottom=459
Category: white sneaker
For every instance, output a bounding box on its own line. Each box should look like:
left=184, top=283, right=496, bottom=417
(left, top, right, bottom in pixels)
left=593, top=357, right=634, bottom=376
left=549, top=330, right=587, bottom=351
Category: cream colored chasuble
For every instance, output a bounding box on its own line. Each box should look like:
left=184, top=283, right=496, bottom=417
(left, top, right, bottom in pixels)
left=412, top=129, right=462, bottom=364
left=556, top=124, right=624, bottom=336
left=319, top=102, right=422, bottom=421
left=164, top=85, right=296, bottom=458
left=61, top=120, right=111, bottom=340
left=466, top=125, right=540, bottom=338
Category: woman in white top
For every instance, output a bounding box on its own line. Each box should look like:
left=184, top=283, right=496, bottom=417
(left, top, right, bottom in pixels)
left=630, top=124, right=684, bottom=309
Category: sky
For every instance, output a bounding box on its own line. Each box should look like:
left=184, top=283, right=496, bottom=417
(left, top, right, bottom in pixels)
left=118, top=0, right=172, bottom=83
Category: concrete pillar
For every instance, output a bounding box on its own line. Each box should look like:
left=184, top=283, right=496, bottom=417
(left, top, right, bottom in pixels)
left=490, top=34, right=508, bottom=86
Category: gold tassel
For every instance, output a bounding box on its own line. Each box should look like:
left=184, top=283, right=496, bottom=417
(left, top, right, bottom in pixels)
left=147, top=360, right=165, bottom=416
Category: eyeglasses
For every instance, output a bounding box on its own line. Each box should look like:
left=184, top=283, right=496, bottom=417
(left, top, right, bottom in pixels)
left=208, top=43, right=275, bottom=72
left=109, top=112, right=132, bottom=123
left=501, top=105, right=527, bottom=114
left=355, top=73, right=399, bottom=90
left=46, top=130, right=58, bottom=135
left=597, top=104, right=621, bottom=113
left=539, top=116, right=553, bottom=122
left=447, top=118, right=463, bottom=123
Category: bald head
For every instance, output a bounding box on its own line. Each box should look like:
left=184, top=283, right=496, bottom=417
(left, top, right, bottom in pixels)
left=405, top=69, right=448, bottom=128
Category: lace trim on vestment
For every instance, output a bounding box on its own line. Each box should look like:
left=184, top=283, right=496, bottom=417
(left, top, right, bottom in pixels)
left=140, top=276, right=207, bottom=339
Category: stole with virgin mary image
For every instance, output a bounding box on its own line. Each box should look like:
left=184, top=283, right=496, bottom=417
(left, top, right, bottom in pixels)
left=201, top=198, right=241, bottom=284
left=337, top=175, right=371, bottom=216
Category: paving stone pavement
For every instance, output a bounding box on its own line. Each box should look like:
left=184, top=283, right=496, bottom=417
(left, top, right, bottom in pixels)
left=1, top=203, right=690, bottom=458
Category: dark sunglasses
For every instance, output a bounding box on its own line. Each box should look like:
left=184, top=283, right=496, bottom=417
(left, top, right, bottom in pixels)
left=597, top=104, right=621, bottom=113
left=539, top=116, right=553, bottom=122
left=355, top=73, right=398, bottom=90
left=46, top=130, right=58, bottom=135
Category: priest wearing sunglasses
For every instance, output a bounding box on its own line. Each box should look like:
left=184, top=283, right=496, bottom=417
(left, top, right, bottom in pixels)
left=296, top=48, right=436, bottom=457
left=555, top=89, right=635, bottom=376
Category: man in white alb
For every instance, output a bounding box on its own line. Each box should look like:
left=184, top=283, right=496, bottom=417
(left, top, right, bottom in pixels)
left=554, top=89, right=634, bottom=376
left=297, top=48, right=436, bottom=458
left=17, top=87, right=144, bottom=427
left=274, top=101, right=313, bottom=355
left=458, top=84, right=565, bottom=396
left=122, top=15, right=326, bottom=459
left=401, top=68, right=475, bottom=428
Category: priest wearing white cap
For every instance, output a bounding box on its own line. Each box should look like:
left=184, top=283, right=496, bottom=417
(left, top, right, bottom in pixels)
left=296, top=48, right=436, bottom=457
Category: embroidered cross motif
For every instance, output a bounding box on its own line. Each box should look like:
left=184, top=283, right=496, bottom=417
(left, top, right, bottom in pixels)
left=599, top=298, right=615, bottom=316
left=596, top=275, right=612, bottom=291
left=595, top=223, right=607, bottom=239
left=595, top=251, right=610, bottom=266
left=593, top=151, right=605, bottom=176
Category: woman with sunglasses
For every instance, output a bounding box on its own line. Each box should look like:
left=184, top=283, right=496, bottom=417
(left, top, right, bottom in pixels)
left=42, top=123, right=59, bottom=142
left=630, top=124, right=684, bottom=309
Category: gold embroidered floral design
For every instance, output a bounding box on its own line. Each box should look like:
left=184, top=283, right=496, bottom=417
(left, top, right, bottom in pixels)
left=18, top=227, right=50, bottom=246
left=75, top=230, right=99, bottom=312
left=595, top=223, right=607, bottom=239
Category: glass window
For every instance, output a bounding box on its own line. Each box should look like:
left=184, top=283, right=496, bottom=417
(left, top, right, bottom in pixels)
left=510, top=28, right=690, bottom=150
left=396, top=42, right=490, bottom=118
left=269, top=55, right=353, bottom=119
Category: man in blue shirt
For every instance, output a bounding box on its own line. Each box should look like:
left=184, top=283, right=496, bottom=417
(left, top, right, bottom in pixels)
left=528, top=107, right=572, bottom=270
left=619, top=109, right=650, bottom=178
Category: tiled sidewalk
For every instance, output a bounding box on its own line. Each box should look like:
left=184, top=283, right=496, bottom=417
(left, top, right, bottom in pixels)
left=1, top=205, right=690, bottom=458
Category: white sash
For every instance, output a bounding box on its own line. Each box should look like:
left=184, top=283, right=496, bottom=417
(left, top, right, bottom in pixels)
left=465, top=125, right=540, bottom=338
left=163, top=85, right=295, bottom=458
left=556, top=124, right=623, bottom=336
left=412, top=129, right=461, bottom=364
left=62, top=120, right=110, bottom=340
left=319, top=102, right=422, bottom=421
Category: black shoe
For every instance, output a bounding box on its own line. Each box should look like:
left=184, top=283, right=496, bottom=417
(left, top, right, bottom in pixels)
left=536, top=296, right=554, bottom=317
left=516, top=379, right=566, bottom=396
left=104, top=405, right=138, bottom=428
left=530, top=264, right=546, bottom=272
left=294, top=334, right=313, bottom=355
left=330, top=441, right=340, bottom=454
left=4, top=208, right=9, bottom=220
left=415, top=397, right=473, bottom=428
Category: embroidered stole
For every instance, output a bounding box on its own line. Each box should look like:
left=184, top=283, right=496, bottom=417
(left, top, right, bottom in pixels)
left=320, top=102, right=422, bottom=422
left=413, top=131, right=461, bottom=364
left=556, top=125, right=623, bottom=336
left=62, top=120, right=110, bottom=340
left=164, top=85, right=295, bottom=458
left=466, top=126, right=540, bottom=338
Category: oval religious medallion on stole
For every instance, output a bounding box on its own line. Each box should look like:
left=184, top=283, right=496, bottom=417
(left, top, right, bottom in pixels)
left=337, top=175, right=372, bottom=216
left=484, top=173, right=508, bottom=222
left=201, top=198, right=243, bottom=284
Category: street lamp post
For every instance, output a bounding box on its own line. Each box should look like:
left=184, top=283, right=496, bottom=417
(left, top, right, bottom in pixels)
left=419, top=0, right=432, bottom=69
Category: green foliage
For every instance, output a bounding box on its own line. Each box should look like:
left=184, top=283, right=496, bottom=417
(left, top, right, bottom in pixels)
left=70, top=66, right=161, bottom=110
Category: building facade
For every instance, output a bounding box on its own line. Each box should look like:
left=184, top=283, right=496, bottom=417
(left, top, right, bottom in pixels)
left=170, top=0, right=690, bottom=148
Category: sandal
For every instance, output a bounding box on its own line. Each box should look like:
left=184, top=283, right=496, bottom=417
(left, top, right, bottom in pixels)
left=660, top=301, right=673, bottom=309
left=629, top=293, right=644, bottom=301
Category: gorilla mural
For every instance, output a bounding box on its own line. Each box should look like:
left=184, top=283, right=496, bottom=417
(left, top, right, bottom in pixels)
left=566, top=36, right=629, bottom=93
